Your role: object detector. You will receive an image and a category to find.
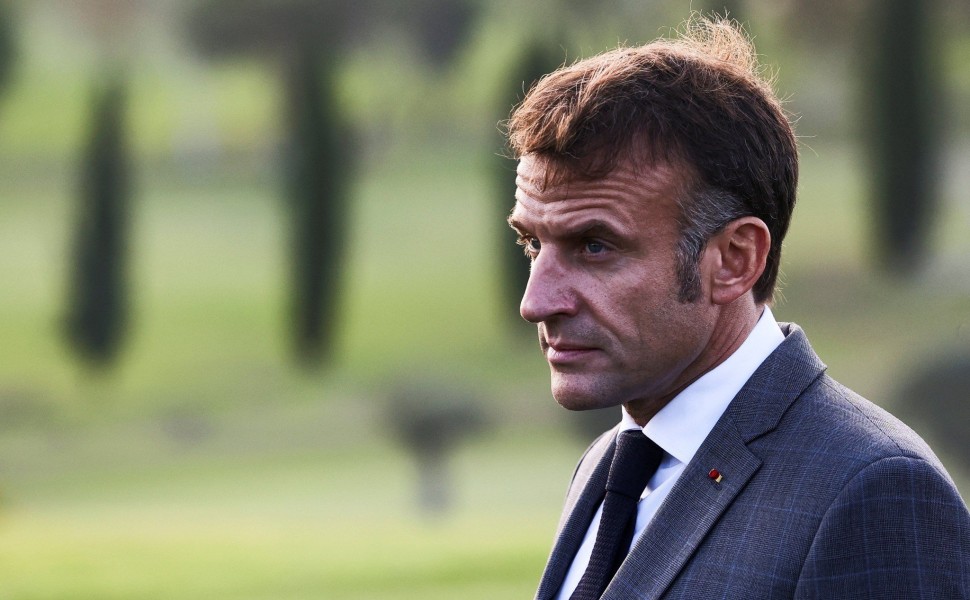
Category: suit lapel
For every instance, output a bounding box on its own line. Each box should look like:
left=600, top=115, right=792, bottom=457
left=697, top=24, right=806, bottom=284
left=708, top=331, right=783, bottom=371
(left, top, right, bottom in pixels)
left=603, top=418, right=761, bottom=598
left=603, top=324, right=827, bottom=599
left=536, top=428, right=617, bottom=600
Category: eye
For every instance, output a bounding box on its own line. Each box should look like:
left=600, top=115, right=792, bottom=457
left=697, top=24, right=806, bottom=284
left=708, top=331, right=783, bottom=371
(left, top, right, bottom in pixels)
left=517, top=235, right=541, bottom=258
left=584, top=240, right=607, bottom=254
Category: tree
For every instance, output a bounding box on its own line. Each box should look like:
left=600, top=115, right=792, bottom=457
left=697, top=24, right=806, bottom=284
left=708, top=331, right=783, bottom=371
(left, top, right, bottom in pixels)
left=896, top=351, right=970, bottom=477
left=864, top=0, right=941, bottom=276
left=284, top=39, right=353, bottom=365
left=386, top=379, right=487, bottom=515
left=64, top=74, right=131, bottom=367
left=185, top=0, right=487, bottom=363
left=184, top=0, right=478, bottom=71
left=0, top=1, right=16, bottom=98
left=185, top=1, right=357, bottom=365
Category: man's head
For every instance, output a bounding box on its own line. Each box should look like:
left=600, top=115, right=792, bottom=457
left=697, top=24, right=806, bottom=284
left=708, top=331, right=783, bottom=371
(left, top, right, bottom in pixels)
left=506, top=18, right=798, bottom=421
left=508, top=17, right=797, bottom=304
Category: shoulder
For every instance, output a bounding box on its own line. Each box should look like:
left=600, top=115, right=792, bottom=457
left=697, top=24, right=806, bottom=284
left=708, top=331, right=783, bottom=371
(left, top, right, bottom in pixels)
left=749, top=322, right=948, bottom=475
left=728, top=366, right=964, bottom=525
left=795, top=448, right=970, bottom=597
left=747, top=362, right=970, bottom=593
left=794, top=373, right=949, bottom=475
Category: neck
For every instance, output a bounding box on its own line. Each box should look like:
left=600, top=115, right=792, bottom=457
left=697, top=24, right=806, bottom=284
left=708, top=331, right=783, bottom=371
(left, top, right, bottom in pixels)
left=624, top=299, right=764, bottom=426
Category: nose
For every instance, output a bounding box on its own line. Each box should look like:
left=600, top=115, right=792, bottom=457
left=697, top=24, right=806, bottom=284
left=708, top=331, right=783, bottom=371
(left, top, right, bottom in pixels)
left=519, top=252, right=577, bottom=323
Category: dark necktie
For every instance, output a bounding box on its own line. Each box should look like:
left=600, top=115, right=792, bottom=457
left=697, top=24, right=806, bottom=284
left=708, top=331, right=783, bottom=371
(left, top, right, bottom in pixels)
left=570, top=429, right=663, bottom=600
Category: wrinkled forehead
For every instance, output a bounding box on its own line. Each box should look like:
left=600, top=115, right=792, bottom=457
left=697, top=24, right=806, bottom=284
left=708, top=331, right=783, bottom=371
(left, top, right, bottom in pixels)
left=515, top=152, right=695, bottom=201
left=511, top=153, right=693, bottom=237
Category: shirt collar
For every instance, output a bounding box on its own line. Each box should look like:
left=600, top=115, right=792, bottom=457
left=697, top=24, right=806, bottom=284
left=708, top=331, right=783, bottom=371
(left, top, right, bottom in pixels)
left=620, top=306, right=784, bottom=464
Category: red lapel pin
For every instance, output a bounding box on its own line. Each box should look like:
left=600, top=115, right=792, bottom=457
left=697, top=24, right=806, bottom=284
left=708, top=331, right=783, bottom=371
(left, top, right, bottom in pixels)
left=708, top=468, right=723, bottom=483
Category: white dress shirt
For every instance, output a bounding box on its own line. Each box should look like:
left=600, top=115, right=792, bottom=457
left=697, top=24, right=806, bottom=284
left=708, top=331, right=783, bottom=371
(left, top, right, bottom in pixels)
left=554, top=307, right=785, bottom=600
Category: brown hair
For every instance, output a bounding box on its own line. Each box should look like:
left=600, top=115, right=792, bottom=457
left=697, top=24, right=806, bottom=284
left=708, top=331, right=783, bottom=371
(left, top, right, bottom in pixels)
left=507, top=17, right=798, bottom=303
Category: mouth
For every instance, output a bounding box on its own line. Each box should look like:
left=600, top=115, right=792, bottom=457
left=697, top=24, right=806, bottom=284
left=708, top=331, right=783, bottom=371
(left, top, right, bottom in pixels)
left=543, top=340, right=598, bottom=365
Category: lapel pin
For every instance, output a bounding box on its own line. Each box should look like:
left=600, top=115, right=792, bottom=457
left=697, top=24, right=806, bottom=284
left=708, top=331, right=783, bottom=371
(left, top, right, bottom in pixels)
left=708, top=469, right=723, bottom=483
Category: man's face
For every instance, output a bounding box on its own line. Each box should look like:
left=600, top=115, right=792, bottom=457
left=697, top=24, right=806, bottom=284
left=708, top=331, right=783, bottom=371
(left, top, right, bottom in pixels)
left=509, top=155, right=720, bottom=417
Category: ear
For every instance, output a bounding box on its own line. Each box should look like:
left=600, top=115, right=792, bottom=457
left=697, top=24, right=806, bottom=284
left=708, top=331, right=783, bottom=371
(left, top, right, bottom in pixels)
left=703, top=217, right=771, bottom=306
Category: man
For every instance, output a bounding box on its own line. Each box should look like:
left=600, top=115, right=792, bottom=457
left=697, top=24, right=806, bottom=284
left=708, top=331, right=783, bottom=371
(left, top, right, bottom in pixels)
left=506, top=16, right=970, bottom=600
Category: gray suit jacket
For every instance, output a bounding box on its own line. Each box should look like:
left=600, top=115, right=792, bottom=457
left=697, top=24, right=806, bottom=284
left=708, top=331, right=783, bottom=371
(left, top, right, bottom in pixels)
left=536, top=323, right=970, bottom=599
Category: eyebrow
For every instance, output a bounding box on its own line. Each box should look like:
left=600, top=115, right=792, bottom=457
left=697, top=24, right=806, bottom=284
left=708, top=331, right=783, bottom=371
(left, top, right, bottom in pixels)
left=507, top=215, right=527, bottom=233
left=506, top=216, right=624, bottom=242
left=569, top=220, right=619, bottom=239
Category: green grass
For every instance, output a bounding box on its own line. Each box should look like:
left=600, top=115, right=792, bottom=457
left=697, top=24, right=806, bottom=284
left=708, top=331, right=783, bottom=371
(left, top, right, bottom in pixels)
left=0, top=422, right=579, bottom=599
left=0, top=515, right=546, bottom=599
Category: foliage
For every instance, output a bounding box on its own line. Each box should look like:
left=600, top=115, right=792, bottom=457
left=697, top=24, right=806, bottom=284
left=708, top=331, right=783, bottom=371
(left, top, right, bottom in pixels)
left=184, top=0, right=479, bottom=68
left=864, top=0, right=941, bottom=275
left=387, top=379, right=489, bottom=514
left=285, top=40, right=354, bottom=365
left=183, top=0, right=361, bottom=366
left=64, top=73, right=131, bottom=367
left=185, top=0, right=354, bottom=59
left=895, top=351, right=970, bottom=474
left=388, top=0, right=480, bottom=69
left=0, top=0, right=15, bottom=97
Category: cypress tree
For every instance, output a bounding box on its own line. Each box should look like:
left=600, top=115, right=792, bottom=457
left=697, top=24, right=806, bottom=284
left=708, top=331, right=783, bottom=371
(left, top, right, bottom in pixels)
left=865, top=0, right=940, bottom=275
left=284, top=38, right=352, bottom=366
left=65, top=74, right=131, bottom=367
left=0, top=1, right=15, bottom=97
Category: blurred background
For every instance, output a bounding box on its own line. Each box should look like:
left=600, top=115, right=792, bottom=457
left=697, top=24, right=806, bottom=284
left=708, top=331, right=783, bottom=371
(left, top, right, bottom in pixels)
left=0, top=0, right=968, bottom=598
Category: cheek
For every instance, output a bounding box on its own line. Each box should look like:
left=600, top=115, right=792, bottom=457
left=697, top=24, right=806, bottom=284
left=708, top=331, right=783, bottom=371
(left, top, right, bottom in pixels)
left=595, top=291, right=669, bottom=360
left=619, top=284, right=697, bottom=358
left=586, top=258, right=684, bottom=338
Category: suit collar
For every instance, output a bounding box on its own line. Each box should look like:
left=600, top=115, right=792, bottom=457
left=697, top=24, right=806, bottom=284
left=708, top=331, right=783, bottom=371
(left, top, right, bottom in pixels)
left=723, top=323, right=827, bottom=443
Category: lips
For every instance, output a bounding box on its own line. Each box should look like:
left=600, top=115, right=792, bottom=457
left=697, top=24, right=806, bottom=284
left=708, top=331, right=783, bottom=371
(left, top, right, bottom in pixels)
left=544, top=340, right=598, bottom=364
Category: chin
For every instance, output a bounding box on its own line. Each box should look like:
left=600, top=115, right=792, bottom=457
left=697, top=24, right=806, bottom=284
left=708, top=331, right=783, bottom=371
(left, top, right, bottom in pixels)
left=550, top=376, right=619, bottom=412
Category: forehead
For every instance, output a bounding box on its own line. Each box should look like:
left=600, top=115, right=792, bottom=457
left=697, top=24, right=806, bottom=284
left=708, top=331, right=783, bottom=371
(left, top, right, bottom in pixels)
left=511, top=154, right=687, bottom=230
